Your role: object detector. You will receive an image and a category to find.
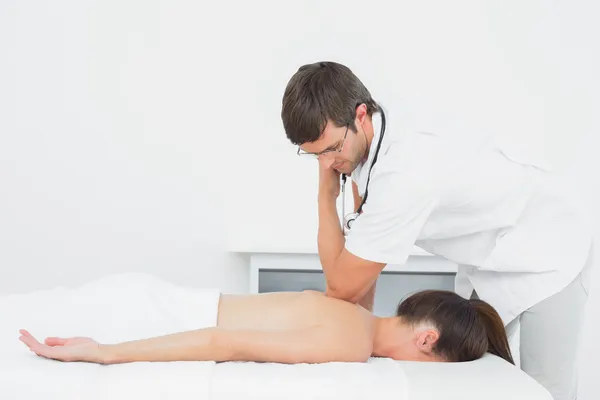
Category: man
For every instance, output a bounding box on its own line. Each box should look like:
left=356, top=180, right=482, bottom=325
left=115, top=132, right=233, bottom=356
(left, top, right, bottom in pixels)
left=280, top=61, right=594, bottom=400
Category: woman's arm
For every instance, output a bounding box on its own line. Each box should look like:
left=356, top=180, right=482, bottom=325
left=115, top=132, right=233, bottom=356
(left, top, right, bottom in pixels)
left=19, top=326, right=371, bottom=365
left=103, top=327, right=343, bottom=364
left=103, top=327, right=226, bottom=363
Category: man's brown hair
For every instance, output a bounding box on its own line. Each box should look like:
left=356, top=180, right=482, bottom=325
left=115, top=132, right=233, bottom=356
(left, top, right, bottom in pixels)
left=281, top=61, right=379, bottom=145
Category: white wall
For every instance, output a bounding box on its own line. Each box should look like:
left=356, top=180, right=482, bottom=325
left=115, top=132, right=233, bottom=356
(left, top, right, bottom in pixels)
left=1, top=0, right=599, bottom=398
left=0, top=0, right=252, bottom=294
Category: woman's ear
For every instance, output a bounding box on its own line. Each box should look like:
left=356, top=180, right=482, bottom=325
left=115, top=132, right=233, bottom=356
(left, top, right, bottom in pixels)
left=415, top=329, right=440, bottom=354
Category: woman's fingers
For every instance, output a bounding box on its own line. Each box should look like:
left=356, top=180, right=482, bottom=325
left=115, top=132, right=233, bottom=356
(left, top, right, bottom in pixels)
left=19, top=329, right=40, bottom=347
left=44, top=337, right=69, bottom=346
left=19, top=330, right=60, bottom=360
left=21, top=330, right=67, bottom=346
left=19, top=329, right=34, bottom=339
left=19, top=332, right=44, bottom=353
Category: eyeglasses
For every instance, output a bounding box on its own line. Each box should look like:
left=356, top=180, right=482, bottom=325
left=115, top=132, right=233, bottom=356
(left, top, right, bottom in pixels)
left=296, top=125, right=349, bottom=159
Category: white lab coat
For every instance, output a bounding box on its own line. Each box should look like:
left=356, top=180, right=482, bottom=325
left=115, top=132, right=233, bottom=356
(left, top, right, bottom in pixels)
left=347, top=114, right=593, bottom=324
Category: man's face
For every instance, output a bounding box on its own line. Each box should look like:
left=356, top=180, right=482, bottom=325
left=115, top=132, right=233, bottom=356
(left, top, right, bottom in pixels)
left=298, top=120, right=367, bottom=175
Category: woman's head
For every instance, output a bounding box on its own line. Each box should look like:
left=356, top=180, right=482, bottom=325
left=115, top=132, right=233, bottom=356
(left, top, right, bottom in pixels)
left=384, top=290, right=514, bottom=364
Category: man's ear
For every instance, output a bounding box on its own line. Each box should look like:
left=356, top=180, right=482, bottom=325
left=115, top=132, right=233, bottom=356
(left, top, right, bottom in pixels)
left=355, top=103, right=368, bottom=125
left=415, top=329, right=440, bottom=354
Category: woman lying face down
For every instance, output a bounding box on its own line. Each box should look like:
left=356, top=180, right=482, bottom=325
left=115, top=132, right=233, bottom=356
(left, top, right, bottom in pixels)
left=19, top=287, right=514, bottom=365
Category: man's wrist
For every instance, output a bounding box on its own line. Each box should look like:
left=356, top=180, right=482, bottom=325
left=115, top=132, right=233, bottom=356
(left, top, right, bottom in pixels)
left=318, top=191, right=337, bottom=205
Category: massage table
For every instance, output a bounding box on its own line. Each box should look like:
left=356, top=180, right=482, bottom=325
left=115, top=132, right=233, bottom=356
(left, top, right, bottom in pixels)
left=0, top=273, right=552, bottom=399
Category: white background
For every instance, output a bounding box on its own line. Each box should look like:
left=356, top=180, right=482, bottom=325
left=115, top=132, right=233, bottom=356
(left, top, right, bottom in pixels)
left=1, top=1, right=598, bottom=398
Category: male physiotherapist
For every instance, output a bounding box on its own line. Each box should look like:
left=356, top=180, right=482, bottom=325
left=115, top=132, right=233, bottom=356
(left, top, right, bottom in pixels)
left=280, top=61, right=594, bottom=400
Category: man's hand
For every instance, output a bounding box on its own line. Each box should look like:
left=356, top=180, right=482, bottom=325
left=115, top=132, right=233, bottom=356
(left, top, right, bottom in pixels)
left=18, top=329, right=106, bottom=364
left=318, top=158, right=341, bottom=200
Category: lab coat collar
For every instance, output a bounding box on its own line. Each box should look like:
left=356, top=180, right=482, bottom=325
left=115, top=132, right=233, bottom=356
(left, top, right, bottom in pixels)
left=351, top=112, right=383, bottom=191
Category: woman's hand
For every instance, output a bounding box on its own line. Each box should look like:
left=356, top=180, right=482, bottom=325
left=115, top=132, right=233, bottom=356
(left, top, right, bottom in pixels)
left=18, top=329, right=106, bottom=364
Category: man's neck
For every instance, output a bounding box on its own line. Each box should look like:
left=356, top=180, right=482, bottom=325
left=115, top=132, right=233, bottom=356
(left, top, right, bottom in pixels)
left=361, top=114, right=375, bottom=162
left=371, top=316, right=399, bottom=357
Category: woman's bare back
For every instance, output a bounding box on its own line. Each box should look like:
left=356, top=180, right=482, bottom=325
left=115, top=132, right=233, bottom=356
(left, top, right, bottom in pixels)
left=217, top=290, right=374, bottom=335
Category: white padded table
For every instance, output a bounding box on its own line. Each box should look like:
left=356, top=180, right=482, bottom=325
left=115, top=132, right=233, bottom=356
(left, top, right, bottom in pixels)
left=210, top=354, right=552, bottom=400
left=399, top=353, right=552, bottom=400
left=0, top=273, right=552, bottom=399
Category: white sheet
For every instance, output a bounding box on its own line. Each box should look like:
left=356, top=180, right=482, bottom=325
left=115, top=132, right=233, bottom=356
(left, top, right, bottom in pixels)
left=0, top=273, right=220, bottom=399
left=210, top=357, right=409, bottom=400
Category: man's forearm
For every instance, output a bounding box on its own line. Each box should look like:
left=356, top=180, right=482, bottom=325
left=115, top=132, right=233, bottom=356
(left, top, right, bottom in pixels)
left=318, top=194, right=374, bottom=303
left=101, top=328, right=226, bottom=364
left=358, top=281, right=377, bottom=311
left=317, top=190, right=382, bottom=306
left=317, top=194, right=344, bottom=277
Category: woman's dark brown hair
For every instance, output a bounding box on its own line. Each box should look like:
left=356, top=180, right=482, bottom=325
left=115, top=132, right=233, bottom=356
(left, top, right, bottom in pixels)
left=396, top=290, right=514, bottom=364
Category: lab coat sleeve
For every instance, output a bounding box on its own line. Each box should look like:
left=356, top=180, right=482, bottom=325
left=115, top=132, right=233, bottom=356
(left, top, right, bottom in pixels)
left=344, top=168, right=437, bottom=265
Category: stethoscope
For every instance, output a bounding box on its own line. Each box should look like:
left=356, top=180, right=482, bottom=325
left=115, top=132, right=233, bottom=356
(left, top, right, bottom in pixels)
left=341, top=106, right=386, bottom=235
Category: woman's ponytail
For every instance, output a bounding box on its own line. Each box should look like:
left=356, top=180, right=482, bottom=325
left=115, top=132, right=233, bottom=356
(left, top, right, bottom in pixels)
left=470, top=299, right=515, bottom=365
left=396, top=290, right=515, bottom=363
